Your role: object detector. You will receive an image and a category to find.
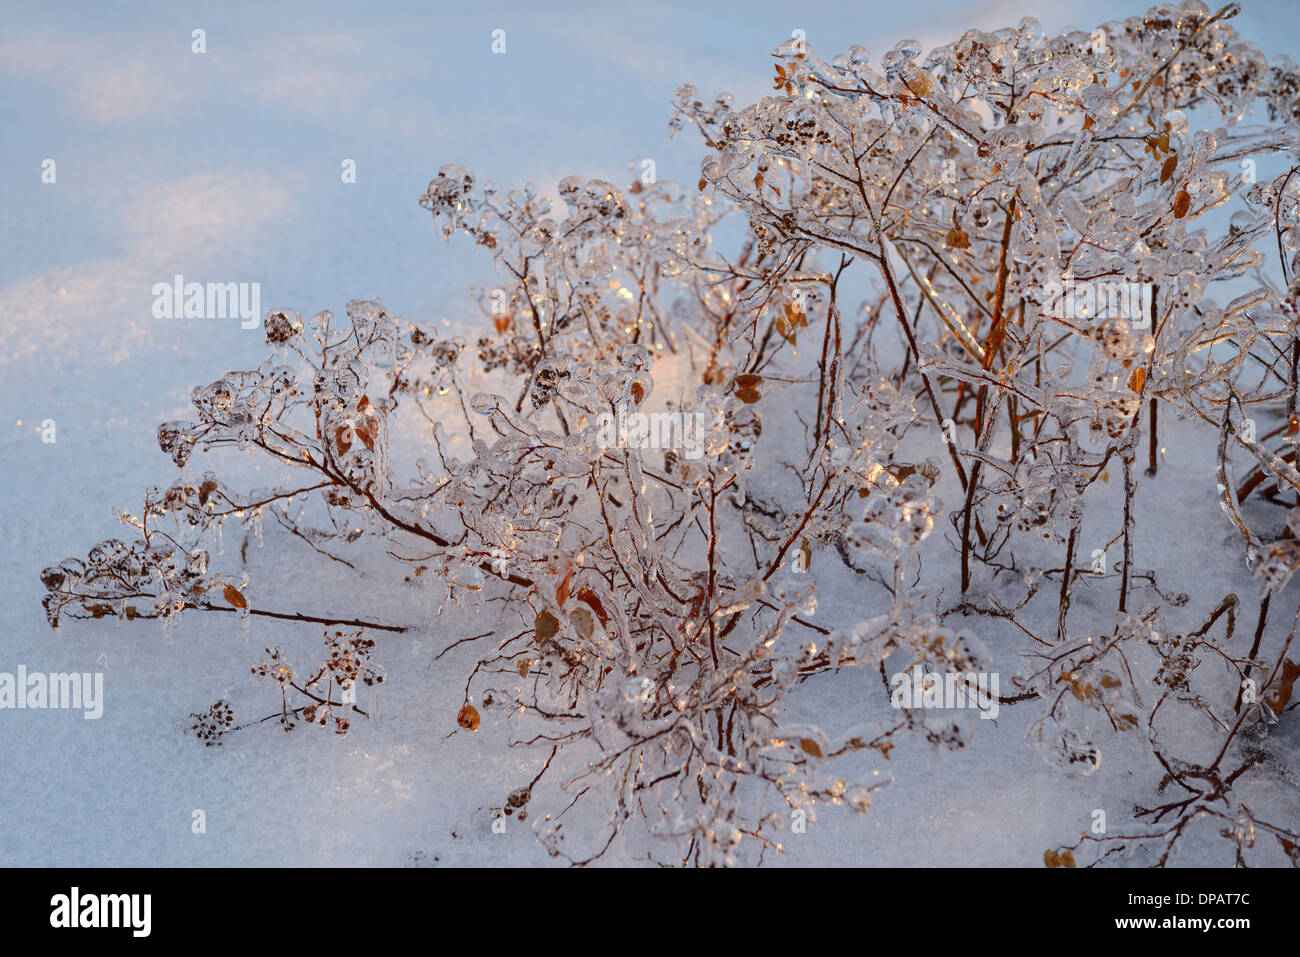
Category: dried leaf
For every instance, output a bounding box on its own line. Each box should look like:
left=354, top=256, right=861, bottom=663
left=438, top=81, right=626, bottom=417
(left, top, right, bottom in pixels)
left=198, top=479, right=218, bottom=507
left=570, top=607, right=595, bottom=640
left=1127, top=367, right=1146, bottom=392
left=799, top=738, right=822, bottom=758
left=457, top=703, right=480, bottom=731
left=535, top=610, right=560, bottom=643
left=735, top=373, right=762, bottom=389
left=1280, top=836, right=1300, bottom=863
left=1264, top=658, right=1300, bottom=712
left=1173, top=190, right=1191, bottom=218
left=575, top=588, right=609, bottom=626
left=223, top=585, right=248, bottom=610
left=776, top=313, right=800, bottom=345
left=1043, top=848, right=1076, bottom=868
left=736, top=387, right=762, bottom=404
left=1160, top=154, right=1177, bottom=184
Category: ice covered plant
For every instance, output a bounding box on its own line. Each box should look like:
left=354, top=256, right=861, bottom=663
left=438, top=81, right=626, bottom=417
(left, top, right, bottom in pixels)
left=42, top=1, right=1300, bottom=865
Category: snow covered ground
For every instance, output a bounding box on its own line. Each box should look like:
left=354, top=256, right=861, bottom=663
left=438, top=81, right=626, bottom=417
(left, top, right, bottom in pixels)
left=2, top=0, right=1299, bottom=867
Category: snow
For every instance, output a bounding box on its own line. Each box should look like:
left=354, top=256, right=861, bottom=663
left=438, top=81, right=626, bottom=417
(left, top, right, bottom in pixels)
left=3, top=0, right=1300, bottom=867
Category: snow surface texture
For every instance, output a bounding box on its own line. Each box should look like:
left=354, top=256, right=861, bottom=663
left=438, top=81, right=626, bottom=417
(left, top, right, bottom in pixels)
left=3, top=0, right=1300, bottom=867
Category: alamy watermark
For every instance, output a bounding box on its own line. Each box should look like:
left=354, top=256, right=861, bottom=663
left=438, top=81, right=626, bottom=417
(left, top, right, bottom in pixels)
left=595, top=406, right=720, bottom=460
left=1043, top=279, right=1152, bottom=328
left=152, top=274, right=261, bottom=329
left=50, top=887, right=150, bottom=937
left=889, top=669, right=1000, bottom=720
left=0, top=666, right=103, bottom=719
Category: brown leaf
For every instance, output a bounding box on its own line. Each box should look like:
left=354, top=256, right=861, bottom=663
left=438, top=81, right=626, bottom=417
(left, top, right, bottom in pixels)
left=736, top=387, right=762, bottom=404
left=223, top=584, right=248, bottom=610
left=570, top=607, right=595, bottom=640
left=630, top=381, right=645, bottom=405
left=945, top=227, right=971, bottom=249
left=1280, top=837, right=1300, bottom=863
left=1173, top=190, right=1191, bottom=219
left=1265, top=658, right=1300, bottom=713
left=1044, top=848, right=1076, bottom=868
left=735, top=373, right=762, bottom=389
left=556, top=568, right=573, bottom=607
left=799, top=738, right=822, bottom=758
left=1127, top=367, right=1146, bottom=393
left=198, top=479, right=219, bottom=507
left=575, top=588, right=609, bottom=627
left=516, top=659, right=530, bottom=678
left=457, top=704, right=480, bottom=731
left=535, top=610, right=560, bottom=643
left=1160, top=154, right=1178, bottom=184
